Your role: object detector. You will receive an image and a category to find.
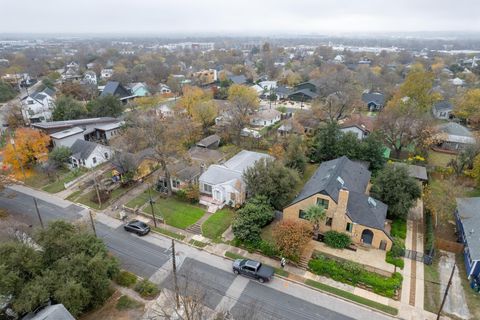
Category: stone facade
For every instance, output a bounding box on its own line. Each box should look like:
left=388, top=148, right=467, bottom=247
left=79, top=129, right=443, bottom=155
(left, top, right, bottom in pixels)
left=283, top=189, right=392, bottom=251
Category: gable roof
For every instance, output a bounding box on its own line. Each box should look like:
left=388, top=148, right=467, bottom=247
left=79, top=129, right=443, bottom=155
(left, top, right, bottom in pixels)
left=433, top=100, right=453, bottom=112
left=71, top=139, right=101, bottom=159
left=362, top=92, right=385, bottom=106
left=456, top=197, right=480, bottom=261
left=229, top=74, right=247, bottom=85
left=288, top=89, right=319, bottom=99
left=347, top=191, right=388, bottom=230
left=101, top=81, right=131, bottom=98
left=25, top=304, right=75, bottom=320
left=437, top=122, right=475, bottom=144
left=290, top=156, right=371, bottom=205
left=196, top=134, right=220, bottom=148
left=199, top=150, right=273, bottom=185
left=339, top=114, right=374, bottom=133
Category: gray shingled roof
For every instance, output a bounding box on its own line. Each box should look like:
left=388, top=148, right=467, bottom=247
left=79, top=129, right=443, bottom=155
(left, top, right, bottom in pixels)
left=101, top=81, right=131, bottom=98
left=392, top=163, right=428, bottom=181
left=362, top=92, right=385, bottom=106
left=70, top=139, right=99, bottom=159
left=433, top=100, right=453, bottom=112
left=24, top=304, right=75, bottom=320
left=456, top=197, right=480, bottom=261
left=196, top=134, right=220, bottom=148
left=288, top=89, right=319, bottom=99
left=229, top=75, right=247, bottom=85
left=291, top=156, right=371, bottom=205
left=347, top=191, right=388, bottom=230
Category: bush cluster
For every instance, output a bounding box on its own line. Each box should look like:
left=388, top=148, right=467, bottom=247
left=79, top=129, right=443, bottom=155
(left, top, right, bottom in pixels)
left=134, top=279, right=160, bottom=299
left=308, top=255, right=402, bottom=298
left=390, top=220, right=407, bottom=240
left=232, top=196, right=274, bottom=243
left=386, top=251, right=405, bottom=269
left=390, top=237, right=406, bottom=258
left=425, top=210, right=435, bottom=253
left=323, top=231, right=351, bottom=249
left=114, top=271, right=137, bottom=288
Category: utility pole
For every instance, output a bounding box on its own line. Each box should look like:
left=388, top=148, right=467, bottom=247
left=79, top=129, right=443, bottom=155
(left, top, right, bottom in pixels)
left=148, top=184, right=157, bottom=227
left=171, top=239, right=180, bottom=308
left=437, top=263, right=456, bottom=320
left=32, top=197, right=44, bottom=229
left=93, top=175, right=102, bottom=208
left=88, top=210, right=97, bottom=237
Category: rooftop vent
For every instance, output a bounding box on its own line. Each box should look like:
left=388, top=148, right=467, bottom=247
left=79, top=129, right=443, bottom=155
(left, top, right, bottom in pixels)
left=368, top=197, right=377, bottom=208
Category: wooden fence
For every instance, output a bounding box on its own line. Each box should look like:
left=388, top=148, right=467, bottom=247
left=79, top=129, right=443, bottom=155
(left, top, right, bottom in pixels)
left=436, top=238, right=464, bottom=253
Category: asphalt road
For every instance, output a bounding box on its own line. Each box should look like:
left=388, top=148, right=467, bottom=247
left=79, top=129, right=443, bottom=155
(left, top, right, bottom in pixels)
left=0, top=188, right=170, bottom=279
left=0, top=186, right=393, bottom=320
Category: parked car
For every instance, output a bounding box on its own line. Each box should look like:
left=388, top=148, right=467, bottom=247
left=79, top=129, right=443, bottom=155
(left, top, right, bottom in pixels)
left=232, top=259, right=274, bottom=283
left=124, top=220, right=150, bottom=236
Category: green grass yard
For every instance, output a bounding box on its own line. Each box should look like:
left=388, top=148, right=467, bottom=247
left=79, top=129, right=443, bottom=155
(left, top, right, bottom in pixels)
left=202, top=208, right=234, bottom=240
left=144, top=198, right=204, bottom=229
left=42, top=169, right=87, bottom=193
left=125, top=188, right=157, bottom=209
left=428, top=150, right=457, bottom=168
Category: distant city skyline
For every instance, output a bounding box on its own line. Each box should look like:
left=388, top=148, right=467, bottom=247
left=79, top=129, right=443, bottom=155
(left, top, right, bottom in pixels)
left=2, top=0, right=480, bottom=35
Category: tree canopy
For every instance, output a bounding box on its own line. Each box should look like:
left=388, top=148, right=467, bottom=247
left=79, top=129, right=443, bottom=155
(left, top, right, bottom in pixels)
left=0, top=221, right=119, bottom=317
left=3, top=128, right=50, bottom=171
left=370, top=165, right=422, bottom=220
left=0, top=81, right=17, bottom=102
left=52, top=95, right=88, bottom=121
left=243, top=158, right=299, bottom=210
left=232, top=196, right=275, bottom=244
left=86, top=95, right=124, bottom=118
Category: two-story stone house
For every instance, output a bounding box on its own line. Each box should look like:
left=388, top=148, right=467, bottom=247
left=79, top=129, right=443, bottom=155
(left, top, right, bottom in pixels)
left=283, top=156, right=393, bottom=251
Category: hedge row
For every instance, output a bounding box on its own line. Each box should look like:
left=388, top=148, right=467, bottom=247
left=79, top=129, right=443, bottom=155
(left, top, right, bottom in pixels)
left=308, top=254, right=402, bottom=298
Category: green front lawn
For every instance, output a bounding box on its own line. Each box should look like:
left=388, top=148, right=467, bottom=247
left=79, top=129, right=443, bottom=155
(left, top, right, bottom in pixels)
left=144, top=198, right=204, bottom=229
left=125, top=188, right=157, bottom=209
left=42, top=169, right=87, bottom=193
left=202, top=208, right=234, bottom=240
left=390, top=220, right=407, bottom=240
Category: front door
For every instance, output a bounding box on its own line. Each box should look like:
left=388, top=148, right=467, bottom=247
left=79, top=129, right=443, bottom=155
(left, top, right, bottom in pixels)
left=214, top=190, right=222, bottom=202
left=361, top=229, right=374, bottom=245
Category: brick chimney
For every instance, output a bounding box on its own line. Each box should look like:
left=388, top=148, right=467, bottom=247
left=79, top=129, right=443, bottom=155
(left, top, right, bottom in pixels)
left=337, top=188, right=349, bottom=215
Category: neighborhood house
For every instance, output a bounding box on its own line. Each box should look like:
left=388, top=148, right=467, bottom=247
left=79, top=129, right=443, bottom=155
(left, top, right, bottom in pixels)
left=199, top=150, right=273, bottom=209
left=283, top=156, right=393, bottom=251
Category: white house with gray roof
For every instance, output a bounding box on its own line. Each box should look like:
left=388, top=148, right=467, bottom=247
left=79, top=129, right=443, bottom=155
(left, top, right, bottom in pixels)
left=435, top=122, right=476, bottom=152
left=199, top=150, right=273, bottom=209
left=20, top=87, right=56, bottom=123
left=70, top=139, right=112, bottom=169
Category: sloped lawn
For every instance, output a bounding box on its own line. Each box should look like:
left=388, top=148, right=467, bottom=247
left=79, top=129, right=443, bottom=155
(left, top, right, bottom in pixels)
left=202, top=208, right=234, bottom=240
left=144, top=198, right=204, bottom=229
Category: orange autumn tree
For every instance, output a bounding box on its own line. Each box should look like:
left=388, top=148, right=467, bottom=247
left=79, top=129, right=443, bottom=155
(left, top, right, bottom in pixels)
left=272, top=220, right=312, bottom=261
left=3, top=128, right=50, bottom=171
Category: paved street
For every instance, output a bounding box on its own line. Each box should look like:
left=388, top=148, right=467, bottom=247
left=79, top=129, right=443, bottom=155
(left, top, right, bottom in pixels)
left=0, top=186, right=394, bottom=320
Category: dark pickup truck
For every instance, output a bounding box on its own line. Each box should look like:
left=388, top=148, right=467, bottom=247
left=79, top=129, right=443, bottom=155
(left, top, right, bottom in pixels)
left=232, top=259, right=274, bottom=283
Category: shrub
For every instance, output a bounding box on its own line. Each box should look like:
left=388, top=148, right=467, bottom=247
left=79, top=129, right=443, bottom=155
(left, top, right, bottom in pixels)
left=390, top=220, right=407, bottom=240
left=272, top=220, right=312, bottom=262
left=114, top=271, right=137, bottom=287
left=116, top=295, right=143, bottom=310
left=425, top=210, right=435, bottom=253
left=232, top=196, right=274, bottom=243
left=134, top=280, right=159, bottom=299
left=185, top=184, right=200, bottom=203
left=323, top=231, right=351, bottom=249
left=386, top=251, right=405, bottom=269
left=390, top=237, right=405, bottom=258
left=258, top=240, right=280, bottom=257
left=176, top=189, right=187, bottom=201
left=308, top=254, right=402, bottom=298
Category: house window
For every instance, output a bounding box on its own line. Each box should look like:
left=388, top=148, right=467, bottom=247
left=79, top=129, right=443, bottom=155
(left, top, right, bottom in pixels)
left=172, top=179, right=180, bottom=188
left=92, top=157, right=97, bottom=164
left=104, top=152, right=109, bottom=159
left=299, top=210, right=307, bottom=220
left=326, top=217, right=333, bottom=226
left=316, top=198, right=329, bottom=209
left=203, top=184, right=212, bottom=193
left=346, top=223, right=353, bottom=233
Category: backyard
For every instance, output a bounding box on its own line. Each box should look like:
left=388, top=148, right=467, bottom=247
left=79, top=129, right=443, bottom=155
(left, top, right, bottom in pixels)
left=144, top=197, right=204, bottom=229
left=428, top=150, right=456, bottom=168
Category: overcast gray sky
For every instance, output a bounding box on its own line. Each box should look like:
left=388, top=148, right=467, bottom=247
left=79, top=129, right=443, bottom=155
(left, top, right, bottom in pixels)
left=2, top=0, right=480, bottom=35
